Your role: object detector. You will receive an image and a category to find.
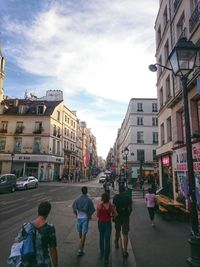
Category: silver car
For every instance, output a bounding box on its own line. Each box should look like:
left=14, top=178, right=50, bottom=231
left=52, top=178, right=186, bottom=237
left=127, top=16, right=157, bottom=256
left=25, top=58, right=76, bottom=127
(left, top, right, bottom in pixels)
left=16, top=176, right=38, bottom=190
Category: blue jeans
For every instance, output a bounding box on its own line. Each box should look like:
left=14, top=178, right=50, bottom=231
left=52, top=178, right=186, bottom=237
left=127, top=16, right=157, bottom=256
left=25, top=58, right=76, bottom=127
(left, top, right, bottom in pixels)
left=98, top=221, right=112, bottom=261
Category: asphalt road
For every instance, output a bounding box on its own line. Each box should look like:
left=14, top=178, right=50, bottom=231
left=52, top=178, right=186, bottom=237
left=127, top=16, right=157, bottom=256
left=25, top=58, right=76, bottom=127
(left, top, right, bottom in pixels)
left=0, top=179, right=103, bottom=267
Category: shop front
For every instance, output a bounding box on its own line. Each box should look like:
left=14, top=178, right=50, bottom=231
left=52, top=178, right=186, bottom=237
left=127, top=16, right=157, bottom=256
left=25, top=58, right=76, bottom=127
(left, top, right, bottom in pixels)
left=173, top=143, right=200, bottom=210
left=161, top=154, right=173, bottom=198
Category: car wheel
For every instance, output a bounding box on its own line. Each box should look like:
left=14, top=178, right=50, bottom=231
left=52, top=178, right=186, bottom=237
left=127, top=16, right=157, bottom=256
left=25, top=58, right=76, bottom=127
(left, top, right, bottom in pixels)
left=10, top=186, right=15, bottom=193
left=25, top=185, right=28, bottom=190
left=35, top=183, right=38, bottom=188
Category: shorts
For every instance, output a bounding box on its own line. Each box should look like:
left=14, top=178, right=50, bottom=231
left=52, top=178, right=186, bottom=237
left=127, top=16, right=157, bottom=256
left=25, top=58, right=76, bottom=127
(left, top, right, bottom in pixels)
left=77, top=218, right=89, bottom=234
left=114, top=216, right=129, bottom=235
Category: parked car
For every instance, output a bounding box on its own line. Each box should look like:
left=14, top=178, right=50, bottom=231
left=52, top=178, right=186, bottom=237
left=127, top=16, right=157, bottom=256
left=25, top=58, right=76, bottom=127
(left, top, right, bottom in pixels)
left=16, top=176, right=38, bottom=190
left=99, top=174, right=107, bottom=183
left=0, top=174, right=17, bottom=193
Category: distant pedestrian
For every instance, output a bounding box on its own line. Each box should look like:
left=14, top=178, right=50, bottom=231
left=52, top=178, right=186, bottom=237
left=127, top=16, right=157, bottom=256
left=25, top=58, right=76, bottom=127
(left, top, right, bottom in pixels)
left=97, top=193, right=117, bottom=265
left=113, top=185, right=132, bottom=258
left=72, top=186, right=95, bottom=256
left=145, top=188, right=157, bottom=227
left=103, top=179, right=110, bottom=195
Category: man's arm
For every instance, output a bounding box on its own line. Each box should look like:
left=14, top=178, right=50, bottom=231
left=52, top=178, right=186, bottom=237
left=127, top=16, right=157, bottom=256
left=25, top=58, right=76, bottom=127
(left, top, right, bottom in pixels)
left=50, top=246, right=58, bottom=267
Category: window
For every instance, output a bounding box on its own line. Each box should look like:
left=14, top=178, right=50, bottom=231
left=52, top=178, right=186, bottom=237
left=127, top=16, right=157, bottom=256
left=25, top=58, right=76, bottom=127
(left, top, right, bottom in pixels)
left=152, top=103, right=158, bottom=112
left=177, top=13, right=185, bottom=39
left=64, top=140, right=66, bottom=149
left=14, top=137, right=22, bottom=152
left=137, top=150, right=145, bottom=161
left=0, top=138, right=6, bottom=151
left=64, top=127, right=67, bottom=135
left=16, top=122, right=24, bottom=133
left=167, top=117, right=172, bottom=142
left=57, top=111, right=60, bottom=121
left=137, top=103, right=143, bottom=112
left=153, top=150, right=157, bottom=161
left=152, top=117, right=158, bottom=126
left=160, top=123, right=165, bottom=145
left=18, top=105, right=29, bottom=114
left=159, top=88, right=163, bottom=107
left=164, top=40, right=169, bottom=64
left=57, top=127, right=61, bottom=137
left=158, top=56, right=162, bottom=77
left=33, top=138, right=41, bottom=153
left=153, top=132, right=158, bottom=144
left=166, top=76, right=171, bottom=101
left=137, top=131, right=144, bottom=143
left=65, top=115, right=67, bottom=122
left=0, top=121, right=8, bottom=133
left=37, top=105, right=45, bottom=115
left=34, top=122, right=43, bottom=133
left=53, top=139, right=56, bottom=154
left=157, top=25, right=161, bottom=47
left=57, top=141, right=60, bottom=155
left=137, top=117, right=143, bottom=125
left=53, top=125, right=56, bottom=136
left=163, top=5, right=168, bottom=28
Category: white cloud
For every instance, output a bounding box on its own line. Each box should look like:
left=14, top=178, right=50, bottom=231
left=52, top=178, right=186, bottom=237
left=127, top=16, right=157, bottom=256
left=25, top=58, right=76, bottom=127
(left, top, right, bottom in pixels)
left=3, top=0, right=158, bottom=158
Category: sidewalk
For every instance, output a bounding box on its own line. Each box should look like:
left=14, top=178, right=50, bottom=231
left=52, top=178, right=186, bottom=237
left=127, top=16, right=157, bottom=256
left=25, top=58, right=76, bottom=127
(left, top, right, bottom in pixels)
left=49, top=193, right=135, bottom=267
left=129, top=197, right=190, bottom=267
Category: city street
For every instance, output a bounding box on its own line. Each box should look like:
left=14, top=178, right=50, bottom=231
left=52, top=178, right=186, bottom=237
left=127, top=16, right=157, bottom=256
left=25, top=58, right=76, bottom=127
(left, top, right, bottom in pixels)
left=0, top=178, right=191, bottom=267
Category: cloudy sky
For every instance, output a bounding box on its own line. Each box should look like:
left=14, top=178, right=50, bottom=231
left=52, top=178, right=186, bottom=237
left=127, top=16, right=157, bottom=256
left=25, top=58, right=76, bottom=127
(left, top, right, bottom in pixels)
left=0, top=0, right=158, bottom=159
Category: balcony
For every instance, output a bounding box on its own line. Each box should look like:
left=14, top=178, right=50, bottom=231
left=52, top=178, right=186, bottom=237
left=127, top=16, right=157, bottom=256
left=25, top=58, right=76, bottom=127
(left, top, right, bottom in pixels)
left=174, top=0, right=181, bottom=13
left=15, top=126, right=24, bottom=134
left=0, top=128, right=7, bottom=133
left=33, top=127, right=44, bottom=134
left=189, top=2, right=200, bottom=33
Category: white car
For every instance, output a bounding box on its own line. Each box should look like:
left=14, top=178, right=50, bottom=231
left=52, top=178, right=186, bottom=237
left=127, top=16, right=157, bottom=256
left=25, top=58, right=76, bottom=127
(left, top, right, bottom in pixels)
left=99, top=175, right=107, bottom=183
left=16, top=176, right=38, bottom=190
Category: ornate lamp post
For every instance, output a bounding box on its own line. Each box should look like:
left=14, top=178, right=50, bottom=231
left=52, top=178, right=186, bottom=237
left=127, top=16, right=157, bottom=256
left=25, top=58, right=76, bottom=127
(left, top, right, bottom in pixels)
left=122, top=147, right=129, bottom=185
left=149, top=37, right=200, bottom=266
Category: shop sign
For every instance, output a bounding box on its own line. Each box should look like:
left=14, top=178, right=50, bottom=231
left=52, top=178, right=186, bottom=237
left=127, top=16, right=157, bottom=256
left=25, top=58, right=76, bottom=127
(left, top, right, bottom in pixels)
left=174, top=143, right=200, bottom=171
left=162, top=155, right=170, bottom=166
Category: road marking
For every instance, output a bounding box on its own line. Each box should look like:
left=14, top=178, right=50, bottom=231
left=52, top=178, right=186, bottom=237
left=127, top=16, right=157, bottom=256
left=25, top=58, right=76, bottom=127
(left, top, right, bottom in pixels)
left=0, top=197, right=25, bottom=205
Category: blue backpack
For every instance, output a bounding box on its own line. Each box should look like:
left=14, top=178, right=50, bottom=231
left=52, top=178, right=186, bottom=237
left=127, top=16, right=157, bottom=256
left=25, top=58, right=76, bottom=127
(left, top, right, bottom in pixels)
left=21, top=222, right=36, bottom=263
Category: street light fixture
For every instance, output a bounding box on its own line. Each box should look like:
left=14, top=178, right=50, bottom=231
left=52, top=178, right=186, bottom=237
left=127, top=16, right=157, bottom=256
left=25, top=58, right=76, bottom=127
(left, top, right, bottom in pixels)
left=149, top=37, right=200, bottom=266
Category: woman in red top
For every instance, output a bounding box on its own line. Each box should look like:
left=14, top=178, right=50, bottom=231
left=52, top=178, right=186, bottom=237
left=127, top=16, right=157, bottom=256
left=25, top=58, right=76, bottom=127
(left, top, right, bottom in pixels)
left=97, top=192, right=117, bottom=265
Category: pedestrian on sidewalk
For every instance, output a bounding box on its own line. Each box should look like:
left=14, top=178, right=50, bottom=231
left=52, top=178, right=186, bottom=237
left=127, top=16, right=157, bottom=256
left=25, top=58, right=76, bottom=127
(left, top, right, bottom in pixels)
left=145, top=188, right=157, bottom=227
left=97, top=192, right=117, bottom=265
left=72, top=186, right=95, bottom=256
left=10, top=201, right=58, bottom=267
left=113, top=185, right=132, bottom=258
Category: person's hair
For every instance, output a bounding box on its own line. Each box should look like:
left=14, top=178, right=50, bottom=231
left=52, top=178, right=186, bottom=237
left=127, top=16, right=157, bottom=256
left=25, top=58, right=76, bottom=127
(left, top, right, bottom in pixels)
left=38, top=201, right=51, bottom=218
left=119, top=185, right=125, bottom=193
left=81, top=186, right=88, bottom=195
left=101, top=192, right=110, bottom=203
left=148, top=188, right=153, bottom=194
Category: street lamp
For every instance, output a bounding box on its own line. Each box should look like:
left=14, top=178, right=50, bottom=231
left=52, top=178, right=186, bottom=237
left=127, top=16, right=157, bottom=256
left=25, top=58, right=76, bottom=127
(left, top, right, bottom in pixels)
left=11, top=152, right=15, bottom=173
left=149, top=37, right=200, bottom=266
left=122, top=147, right=129, bottom=185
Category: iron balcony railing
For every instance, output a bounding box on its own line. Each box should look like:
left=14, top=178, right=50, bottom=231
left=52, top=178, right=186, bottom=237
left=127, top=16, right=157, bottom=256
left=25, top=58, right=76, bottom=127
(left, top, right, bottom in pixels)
left=189, top=2, right=200, bottom=33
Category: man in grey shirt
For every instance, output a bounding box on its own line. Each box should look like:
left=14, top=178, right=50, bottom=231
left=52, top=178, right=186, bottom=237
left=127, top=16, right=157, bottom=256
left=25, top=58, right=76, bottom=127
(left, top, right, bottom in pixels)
left=72, top=186, right=95, bottom=256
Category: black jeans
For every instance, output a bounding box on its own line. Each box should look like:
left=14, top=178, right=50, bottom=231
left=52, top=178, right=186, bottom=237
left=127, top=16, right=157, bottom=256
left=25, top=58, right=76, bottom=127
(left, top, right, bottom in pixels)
left=147, top=207, right=155, bottom=221
left=98, top=221, right=112, bottom=261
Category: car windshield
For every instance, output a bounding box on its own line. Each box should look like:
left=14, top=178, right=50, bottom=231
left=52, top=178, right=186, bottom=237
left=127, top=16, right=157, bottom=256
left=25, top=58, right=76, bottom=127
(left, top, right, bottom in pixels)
left=17, top=177, right=28, bottom=181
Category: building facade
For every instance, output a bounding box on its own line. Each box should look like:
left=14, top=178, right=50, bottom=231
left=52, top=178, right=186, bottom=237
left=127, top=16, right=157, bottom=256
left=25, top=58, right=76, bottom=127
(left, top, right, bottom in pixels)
left=154, top=0, right=200, bottom=205
left=114, top=98, right=158, bottom=183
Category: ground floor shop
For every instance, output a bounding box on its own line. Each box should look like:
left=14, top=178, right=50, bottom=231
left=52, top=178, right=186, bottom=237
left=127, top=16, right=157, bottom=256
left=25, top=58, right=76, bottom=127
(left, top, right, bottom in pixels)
left=173, top=143, right=200, bottom=211
left=0, top=154, right=64, bottom=181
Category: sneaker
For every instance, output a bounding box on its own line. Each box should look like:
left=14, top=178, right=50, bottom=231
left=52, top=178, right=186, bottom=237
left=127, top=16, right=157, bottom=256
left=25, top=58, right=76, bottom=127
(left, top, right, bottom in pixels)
left=115, top=240, right=119, bottom=249
left=123, top=251, right=129, bottom=258
left=77, top=249, right=85, bottom=256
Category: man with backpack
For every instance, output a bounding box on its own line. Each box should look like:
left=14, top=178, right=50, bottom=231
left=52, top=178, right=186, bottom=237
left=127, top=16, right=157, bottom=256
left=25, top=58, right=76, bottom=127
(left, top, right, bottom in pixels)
left=113, top=185, right=132, bottom=258
left=9, top=201, right=58, bottom=267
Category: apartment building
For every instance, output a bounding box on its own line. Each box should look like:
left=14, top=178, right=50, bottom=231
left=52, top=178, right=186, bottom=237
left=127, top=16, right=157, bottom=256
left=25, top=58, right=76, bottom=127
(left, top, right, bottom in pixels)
left=154, top=0, right=200, bottom=203
left=114, top=98, right=158, bottom=183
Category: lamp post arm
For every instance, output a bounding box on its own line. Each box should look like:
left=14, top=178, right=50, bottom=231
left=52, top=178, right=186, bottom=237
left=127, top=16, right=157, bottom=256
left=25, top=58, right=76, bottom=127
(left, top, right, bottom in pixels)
left=181, top=75, right=199, bottom=235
